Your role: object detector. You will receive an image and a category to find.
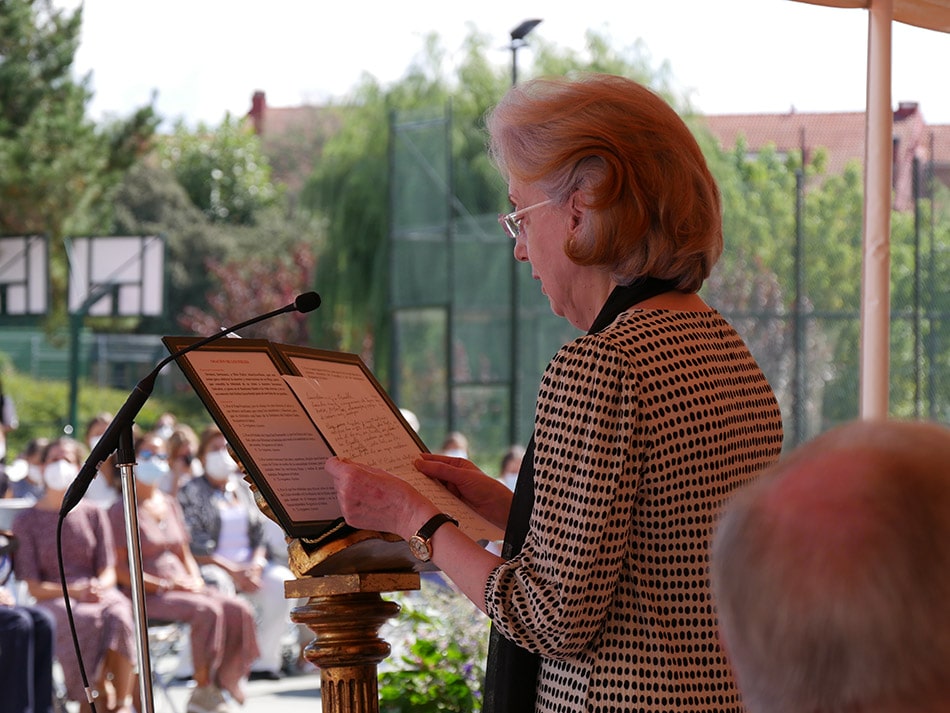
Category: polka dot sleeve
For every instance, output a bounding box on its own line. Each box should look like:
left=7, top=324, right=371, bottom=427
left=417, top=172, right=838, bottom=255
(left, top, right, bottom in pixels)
left=486, top=335, right=641, bottom=657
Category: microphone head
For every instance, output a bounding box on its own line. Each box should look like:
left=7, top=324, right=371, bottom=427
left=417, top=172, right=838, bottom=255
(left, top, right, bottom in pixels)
left=294, top=291, right=321, bottom=313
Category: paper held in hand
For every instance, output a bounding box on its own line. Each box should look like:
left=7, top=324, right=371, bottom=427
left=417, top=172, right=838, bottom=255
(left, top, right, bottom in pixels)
left=163, top=337, right=503, bottom=545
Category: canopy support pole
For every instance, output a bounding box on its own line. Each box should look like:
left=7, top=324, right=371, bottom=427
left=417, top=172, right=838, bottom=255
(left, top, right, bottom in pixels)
left=859, top=0, right=894, bottom=418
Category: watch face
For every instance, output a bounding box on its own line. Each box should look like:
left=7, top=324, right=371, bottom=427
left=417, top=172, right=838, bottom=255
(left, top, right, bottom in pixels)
left=409, top=535, right=432, bottom=562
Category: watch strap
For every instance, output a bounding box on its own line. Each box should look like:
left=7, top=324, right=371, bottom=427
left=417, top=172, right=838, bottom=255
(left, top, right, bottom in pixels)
left=415, top=512, right=459, bottom=540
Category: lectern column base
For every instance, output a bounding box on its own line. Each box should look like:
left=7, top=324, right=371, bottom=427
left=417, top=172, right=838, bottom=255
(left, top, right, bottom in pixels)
left=286, top=572, right=421, bottom=713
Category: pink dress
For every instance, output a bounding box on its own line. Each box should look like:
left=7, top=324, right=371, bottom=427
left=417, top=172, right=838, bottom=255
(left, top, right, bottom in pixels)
left=12, top=503, right=136, bottom=703
left=107, top=494, right=259, bottom=692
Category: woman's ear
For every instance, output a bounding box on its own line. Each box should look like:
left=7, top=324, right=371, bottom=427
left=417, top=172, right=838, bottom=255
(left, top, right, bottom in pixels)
left=567, top=190, right=587, bottom=231
left=568, top=189, right=587, bottom=231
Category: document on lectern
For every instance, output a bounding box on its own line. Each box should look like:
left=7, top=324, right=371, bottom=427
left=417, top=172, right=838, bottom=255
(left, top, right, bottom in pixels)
left=163, top=337, right=504, bottom=545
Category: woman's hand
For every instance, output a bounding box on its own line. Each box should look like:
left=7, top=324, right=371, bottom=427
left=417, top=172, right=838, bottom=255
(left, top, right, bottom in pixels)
left=326, top=457, right=436, bottom=541
left=71, top=577, right=104, bottom=602
left=171, top=574, right=205, bottom=593
left=232, top=561, right=263, bottom=593
left=414, top=453, right=514, bottom=530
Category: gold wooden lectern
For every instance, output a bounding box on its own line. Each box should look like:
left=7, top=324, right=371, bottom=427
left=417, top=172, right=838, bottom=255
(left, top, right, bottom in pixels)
left=254, top=485, right=424, bottom=713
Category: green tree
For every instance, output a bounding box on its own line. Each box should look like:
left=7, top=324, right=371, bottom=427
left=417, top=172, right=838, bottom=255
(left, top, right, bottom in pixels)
left=111, top=155, right=323, bottom=337
left=159, top=115, right=281, bottom=225
left=109, top=103, right=327, bottom=335
left=700, top=133, right=867, bottom=440
left=0, top=0, right=158, bottom=323
left=110, top=158, right=226, bottom=332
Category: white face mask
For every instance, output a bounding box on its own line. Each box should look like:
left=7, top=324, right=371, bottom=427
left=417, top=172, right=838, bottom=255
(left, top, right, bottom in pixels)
left=203, top=448, right=237, bottom=481
left=27, top=464, right=44, bottom=485
left=4, top=459, right=28, bottom=483
left=442, top=448, right=467, bottom=459
left=43, top=459, right=79, bottom=491
left=136, top=457, right=170, bottom=486
left=87, top=434, right=102, bottom=450
left=155, top=424, right=174, bottom=440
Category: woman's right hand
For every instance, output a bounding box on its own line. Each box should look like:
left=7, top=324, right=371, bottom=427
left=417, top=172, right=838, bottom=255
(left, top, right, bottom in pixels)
left=414, top=453, right=514, bottom=530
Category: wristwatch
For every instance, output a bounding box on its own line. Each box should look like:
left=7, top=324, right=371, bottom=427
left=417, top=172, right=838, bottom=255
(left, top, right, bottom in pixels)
left=408, top=513, right=459, bottom=562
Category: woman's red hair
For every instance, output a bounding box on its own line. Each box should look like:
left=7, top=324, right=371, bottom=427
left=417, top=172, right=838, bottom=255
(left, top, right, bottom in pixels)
left=487, top=73, right=722, bottom=292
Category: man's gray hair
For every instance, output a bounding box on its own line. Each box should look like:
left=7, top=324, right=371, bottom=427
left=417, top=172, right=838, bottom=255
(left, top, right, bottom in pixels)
left=711, top=419, right=950, bottom=713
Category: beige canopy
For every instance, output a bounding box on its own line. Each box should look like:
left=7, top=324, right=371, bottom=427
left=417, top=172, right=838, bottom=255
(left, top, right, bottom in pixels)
left=791, top=0, right=950, bottom=418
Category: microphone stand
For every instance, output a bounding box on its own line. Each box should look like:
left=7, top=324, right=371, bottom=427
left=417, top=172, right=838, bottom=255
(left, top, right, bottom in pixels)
left=114, top=427, right=159, bottom=713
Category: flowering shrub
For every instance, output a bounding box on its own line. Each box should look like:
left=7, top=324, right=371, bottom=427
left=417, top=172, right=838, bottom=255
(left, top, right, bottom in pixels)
left=379, top=577, right=491, bottom=712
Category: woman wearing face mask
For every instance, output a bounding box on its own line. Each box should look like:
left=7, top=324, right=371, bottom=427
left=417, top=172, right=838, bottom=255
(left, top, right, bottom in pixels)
left=107, top=433, right=259, bottom=713
left=6, top=437, right=49, bottom=500
left=178, top=425, right=295, bottom=681
left=83, top=413, right=119, bottom=509
left=11, top=437, right=137, bottom=713
left=161, top=424, right=202, bottom=497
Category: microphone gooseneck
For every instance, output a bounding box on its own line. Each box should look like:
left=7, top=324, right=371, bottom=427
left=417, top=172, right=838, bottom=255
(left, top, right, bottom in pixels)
left=60, top=291, right=322, bottom=516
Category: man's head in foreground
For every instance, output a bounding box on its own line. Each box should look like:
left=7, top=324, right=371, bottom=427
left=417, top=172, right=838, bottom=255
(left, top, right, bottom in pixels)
left=711, top=419, right=950, bottom=713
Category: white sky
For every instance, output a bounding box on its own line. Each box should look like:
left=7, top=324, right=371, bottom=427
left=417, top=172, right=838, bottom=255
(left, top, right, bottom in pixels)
left=60, top=0, right=950, bottom=127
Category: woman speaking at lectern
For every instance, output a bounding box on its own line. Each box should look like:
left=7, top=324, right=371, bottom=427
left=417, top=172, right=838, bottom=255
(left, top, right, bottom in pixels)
left=327, top=73, right=783, bottom=713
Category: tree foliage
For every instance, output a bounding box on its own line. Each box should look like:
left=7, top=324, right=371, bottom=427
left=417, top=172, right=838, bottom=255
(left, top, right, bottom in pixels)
left=177, top=242, right=316, bottom=344
left=0, top=0, right=158, bottom=323
left=112, top=120, right=323, bottom=336
left=159, top=115, right=281, bottom=225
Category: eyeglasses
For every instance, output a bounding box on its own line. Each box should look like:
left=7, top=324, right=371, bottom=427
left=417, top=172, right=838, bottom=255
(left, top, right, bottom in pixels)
left=498, top=199, right=553, bottom=239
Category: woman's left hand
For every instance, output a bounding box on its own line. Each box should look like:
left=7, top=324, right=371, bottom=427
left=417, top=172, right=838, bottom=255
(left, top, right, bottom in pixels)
left=414, top=453, right=513, bottom=529
left=234, top=564, right=262, bottom=593
left=173, top=574, right=205, bottom=593
left=326, top=457, right=435, bottom=541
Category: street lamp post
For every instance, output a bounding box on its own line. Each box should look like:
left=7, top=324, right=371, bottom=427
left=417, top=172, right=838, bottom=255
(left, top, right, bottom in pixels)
left=507, top=18, right=541, bottom=445
left=509, top=19, right=542, bottom=86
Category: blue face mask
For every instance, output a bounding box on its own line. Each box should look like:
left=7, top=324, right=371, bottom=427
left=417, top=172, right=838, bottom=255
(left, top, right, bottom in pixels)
left=136, top=456, right=170, bottom=486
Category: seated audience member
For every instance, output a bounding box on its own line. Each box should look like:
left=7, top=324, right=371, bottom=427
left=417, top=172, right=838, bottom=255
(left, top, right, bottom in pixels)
left=109, top=433, right=258, bottom=712
left=439, top=431, right=469, bottom=459
left=498, top=445, right=525, bottom=491
left=0, top=584, right=55, bottom=713
left=153, top=412, right=178, bottom=441
left=178, top=425, right=295, bottom=681
left=711, top=419, right=950, bottom=713
left=6, top=437, right=49, bottom=501
left=161, top=424, right=202, bottom=497
left=84, top=413, right=119, bottom=509
left=12, top=437, right=136, bottom=713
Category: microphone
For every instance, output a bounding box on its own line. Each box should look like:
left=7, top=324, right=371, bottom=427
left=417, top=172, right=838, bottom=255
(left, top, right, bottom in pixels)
left=60, top=291, right=322, bottom=516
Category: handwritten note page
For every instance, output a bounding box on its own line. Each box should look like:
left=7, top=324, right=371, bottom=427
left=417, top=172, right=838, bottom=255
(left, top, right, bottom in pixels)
left=283, top=365, right=503, bottom=543
left=181, top=349, right=341, bottom=522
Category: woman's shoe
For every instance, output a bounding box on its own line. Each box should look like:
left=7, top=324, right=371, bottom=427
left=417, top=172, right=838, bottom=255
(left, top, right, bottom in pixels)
left=186, top=686, right=231, bottom=713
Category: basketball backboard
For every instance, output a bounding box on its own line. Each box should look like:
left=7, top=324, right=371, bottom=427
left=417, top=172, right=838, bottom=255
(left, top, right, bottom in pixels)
left=67, top=235, right=165, bottom=317
left=0, top=235, right=48, bottom=315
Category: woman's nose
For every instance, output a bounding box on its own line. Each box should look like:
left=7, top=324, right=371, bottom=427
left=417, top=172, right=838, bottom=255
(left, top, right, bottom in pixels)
left=513, top=239, right=529, bottom=262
